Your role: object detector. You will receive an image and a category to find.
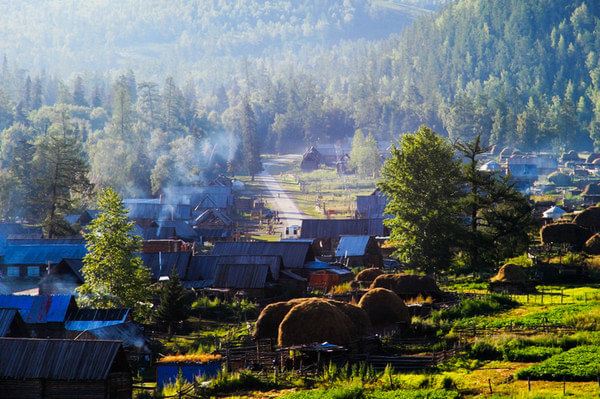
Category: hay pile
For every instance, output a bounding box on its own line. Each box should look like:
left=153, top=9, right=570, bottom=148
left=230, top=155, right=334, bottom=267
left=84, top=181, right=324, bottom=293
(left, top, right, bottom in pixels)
left=540, top=222, right=592, bottom=249
left=358, top=288, right=410, bottom=327
left=585, top=233, right=600, bottom=255
left=490, top=263, right=528, bottom=283
left=278, top=299, right=353, bottom=347
left=355, top=268, right=384, bottom=283
left=573, top=206, right=600, bottom=230
left=369, top=273, right=441, bottom=299
left=255, top=297, right=372, bottom=346
left=254, top=299, right=306, bottom=340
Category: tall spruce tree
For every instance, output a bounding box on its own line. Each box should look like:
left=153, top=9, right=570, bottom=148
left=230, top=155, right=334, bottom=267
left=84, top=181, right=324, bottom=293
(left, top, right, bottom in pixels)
left=155, top=268, right=189, bottom=335
left=29, top=112, right=91, bottom=237
left=240, top=99, right=263, bottom=180
left=78, top=188, right=152, bottom=320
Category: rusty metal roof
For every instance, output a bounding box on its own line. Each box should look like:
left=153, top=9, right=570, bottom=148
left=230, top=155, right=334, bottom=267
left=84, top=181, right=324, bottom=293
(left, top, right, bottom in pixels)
left=0, top=338, right=124, bottom=380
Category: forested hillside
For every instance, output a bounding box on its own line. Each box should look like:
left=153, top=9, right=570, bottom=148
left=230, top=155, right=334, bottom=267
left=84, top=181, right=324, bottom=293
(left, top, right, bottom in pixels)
left=1, top=0, right=600, bottom=229
left=0, top=0, right=441, bottom=78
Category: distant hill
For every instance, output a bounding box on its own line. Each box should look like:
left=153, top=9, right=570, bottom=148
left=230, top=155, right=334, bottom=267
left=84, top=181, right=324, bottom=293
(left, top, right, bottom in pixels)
left=0, top=0, right=446, bottom=78
left=376, top=0, right=600, bottom=150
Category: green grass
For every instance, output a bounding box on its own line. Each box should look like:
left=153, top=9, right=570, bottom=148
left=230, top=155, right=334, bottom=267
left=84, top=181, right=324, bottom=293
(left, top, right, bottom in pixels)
left=432, top=294, right=518, bottom=322
left=452, top=303, right=600, bottom=330
left=517, top=346, right=600, bottom=381
left=279, top=387, right=459, bottom=399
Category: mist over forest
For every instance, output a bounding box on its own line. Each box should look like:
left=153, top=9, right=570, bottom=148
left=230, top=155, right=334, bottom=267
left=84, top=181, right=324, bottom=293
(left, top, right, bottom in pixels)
left=0, top=0, right=598, bottom=227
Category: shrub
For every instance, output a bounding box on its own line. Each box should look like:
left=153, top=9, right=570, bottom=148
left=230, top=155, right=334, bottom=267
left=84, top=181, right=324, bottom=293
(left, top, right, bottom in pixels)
left=503, top=346, right=562, bottom=362
left=468, top=341, right=502, bottom=360
left=211, top=368, right=277, bottom=393
left=432, top=294, right=517, bottom=322
left=191, top=297, right=258, bottom=321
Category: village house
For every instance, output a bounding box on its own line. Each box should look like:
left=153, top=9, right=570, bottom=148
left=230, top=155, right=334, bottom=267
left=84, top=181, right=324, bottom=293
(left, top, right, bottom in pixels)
left=335, top=235, right=383, bottom=268
left=300, top=218, right=386, bottom=255
left=0, top=338, right=132, bottom=399
left=0, top=309, right=27, bottom=338
left=355, top=189, right=388, bottom=219
left=582, top=183, right=600, bottom=206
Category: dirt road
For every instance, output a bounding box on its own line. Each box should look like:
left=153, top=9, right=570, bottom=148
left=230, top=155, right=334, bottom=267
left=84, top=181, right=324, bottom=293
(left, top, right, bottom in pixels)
left=256, top=157, right=309, bottom=236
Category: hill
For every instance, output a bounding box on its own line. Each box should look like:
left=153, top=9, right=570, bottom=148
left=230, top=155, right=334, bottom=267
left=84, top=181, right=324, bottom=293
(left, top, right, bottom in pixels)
left=0, top=0, right=445, bottom=78
left=374, top=0, right=600, bottom=150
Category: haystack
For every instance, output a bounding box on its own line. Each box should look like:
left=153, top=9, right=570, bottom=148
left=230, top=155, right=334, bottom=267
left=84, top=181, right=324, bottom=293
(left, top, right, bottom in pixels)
left=490, top=263, right=528, bottom=283
left=585, top=233, right=600, bottom=255
left=370, top=273, right=441, bottom=299
left=358, top=288, right=410, bottom=327
left=254, top=298, right=308, bottom=340
left=573, top=206, right=600, bottom=230
left=540, top=222, right=592, bottom=249
left=355, top=268, right=384, bottom=283
left=278, top=298, right=353, bottom=347
left=329, top=300, right=372, bottom=337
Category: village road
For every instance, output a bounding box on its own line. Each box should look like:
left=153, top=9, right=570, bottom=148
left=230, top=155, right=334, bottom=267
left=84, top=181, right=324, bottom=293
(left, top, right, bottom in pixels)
left=257, top=157, right=309, bottom=236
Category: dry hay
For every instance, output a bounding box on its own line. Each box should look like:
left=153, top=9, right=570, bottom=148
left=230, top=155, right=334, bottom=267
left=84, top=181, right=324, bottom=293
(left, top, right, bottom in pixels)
left=540, top=222, right=592, bottom=249
left=358, top=288, right=410, bottom=327
left=328, top=300, right=372, bottom=338
left=355, top=268, right=384, bottom=282
left=369, top=273, right=441, bottom=299
left=490, top=263, right=528, bottom=283
left=573, top=206, right=600, bottom=230
left=278, top=298, right=353, bottom=347
left=254, top=298, right=308, bottom=340
left=585, top=233, right=600, bottom=255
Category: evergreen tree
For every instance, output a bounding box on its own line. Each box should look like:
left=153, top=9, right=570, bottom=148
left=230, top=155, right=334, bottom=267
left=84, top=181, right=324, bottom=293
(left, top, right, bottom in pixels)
left=31, top=77, right=43, bottom=110
left=155, top=268, right=190, bottom=335
left=29, top=112, right=91, bottom=237
left=455, top=135, right=532, bottom=273
left=379, top=126, right=463, bottom=273
left=240, top=99, right=263, bottom=180
left=77, top=188, right=152, bottom=320
left=111, top=80, right=135, bottom=139
left=72, top=76, right=88, bottom=107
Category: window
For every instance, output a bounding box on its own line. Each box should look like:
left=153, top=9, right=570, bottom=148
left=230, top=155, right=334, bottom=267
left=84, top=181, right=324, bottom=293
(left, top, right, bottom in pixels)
left=27, top=267, right=40, bottom=277
left=6, top=267, right=19, bottom=277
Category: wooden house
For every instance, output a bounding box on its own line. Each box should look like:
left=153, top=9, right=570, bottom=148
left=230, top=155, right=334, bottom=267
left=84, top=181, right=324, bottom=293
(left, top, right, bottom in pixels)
left=39, top=259, right=84, bottom=295
left=0, top=338, right=132, bottom=399
left=193, top=208, right=234, bottom=242
left=355, top=189, right=388, bottom=219
left=335, top=235, right=383, bottom=268
left=0, top=242, right=86, bottom=280
left=300, top=218, right=386, bottom=255
left=300, top=146, right=321, bottom=171
left=582, top=183, right=600, bottom=206
left=0, top=309, right=27, bottom=338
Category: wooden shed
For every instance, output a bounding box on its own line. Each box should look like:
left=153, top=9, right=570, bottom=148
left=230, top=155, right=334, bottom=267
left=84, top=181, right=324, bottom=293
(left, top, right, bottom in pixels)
left=0, top=338, right=132, bottom=399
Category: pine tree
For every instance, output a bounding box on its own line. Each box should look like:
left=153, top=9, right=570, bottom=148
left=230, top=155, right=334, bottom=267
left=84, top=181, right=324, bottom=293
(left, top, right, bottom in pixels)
left=29, top=112, right=91, bottom=237
left=72, top=76, right=88, bottom=107
left=155, top=268, right=190, bottom=335
left=77, top=188, right=152, bottom=320
left=111, top=80, right=135, bottom=139
left=240, top=99, right=263, bottom=180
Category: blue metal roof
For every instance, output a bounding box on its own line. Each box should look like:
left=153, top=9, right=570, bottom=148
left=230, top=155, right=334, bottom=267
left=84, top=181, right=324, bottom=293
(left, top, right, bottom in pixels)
left=335, top=235, right=371, bottom=257
left=2, top=244, right=87, bottom=265
left=304, top=260, right=332, bottom=270
left=0, top=295, right=75, bottom=323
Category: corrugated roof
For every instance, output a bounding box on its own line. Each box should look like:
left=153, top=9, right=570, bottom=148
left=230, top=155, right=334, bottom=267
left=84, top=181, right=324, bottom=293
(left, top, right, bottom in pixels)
left=87, top=322, right=148, bottom=351
left=212, top=241, right=314, bottom=269
left=335, top=235, right=371, bottom=257
left=125, top=201, right=191, bottom=221
left=0, top=338, right=124, bottom=380
left=0, top=309, right=20, bottom=337
left=2, top=244, right=87, bottom=265
left=186, top=256, right=220, bottom=281
left=141, top=252, right=192, bottom=280
left=300, top=218, right=384, bottom=239
left=65, top=308, right=130, bottom=331
left=0, top=295, right=75, bottom=324
left=217, top=255, right=281, bottom=280
left=194, top=208, right=233, bottom=226
left=156, top=220, right=197, bottom=241
left=213, top=264, right=270, bottom=289
left=194, top=228, right=232, bottom=239
left=356, top=194, right=388, bottom=219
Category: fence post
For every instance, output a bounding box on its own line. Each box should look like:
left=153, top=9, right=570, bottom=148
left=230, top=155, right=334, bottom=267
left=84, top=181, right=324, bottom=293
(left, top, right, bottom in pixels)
left=488, top=378, right=493, bottom=394
left=561, top=289, right=564, bottom=304
left=528, top=377, right=531, bottom=392
left=563, top=378, right=566, bottom=395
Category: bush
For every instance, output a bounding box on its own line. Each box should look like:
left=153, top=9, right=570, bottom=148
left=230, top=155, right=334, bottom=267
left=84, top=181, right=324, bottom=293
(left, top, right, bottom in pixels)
left=432, top=294, right=517, bottom=322
left=191, top=297, right=259, bottom=321
left=468, top=341, right=502, bottom=360
left=211, top=368, right=277, bottom=393
left=516, top=346, right=600, bottom=381
left=503, top=346, right=562, bottom=362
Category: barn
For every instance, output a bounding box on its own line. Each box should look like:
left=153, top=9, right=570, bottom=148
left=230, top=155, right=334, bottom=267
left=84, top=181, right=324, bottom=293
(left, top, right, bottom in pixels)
left=0, top=338, right=132, bottom=399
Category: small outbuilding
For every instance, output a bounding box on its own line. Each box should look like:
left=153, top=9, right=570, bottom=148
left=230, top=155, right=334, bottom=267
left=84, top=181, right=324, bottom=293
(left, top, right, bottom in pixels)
left=335, top=235, right=383, bottom=268
left=542, top=206, right=566, bottom=221
left=0, top=337, right=132, bottom=399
